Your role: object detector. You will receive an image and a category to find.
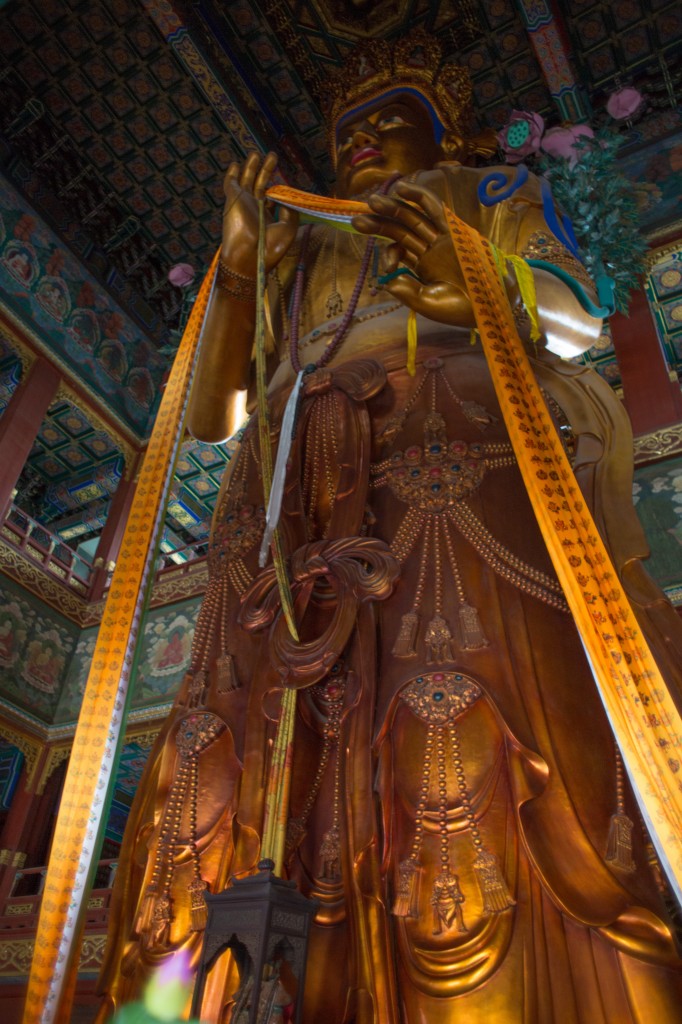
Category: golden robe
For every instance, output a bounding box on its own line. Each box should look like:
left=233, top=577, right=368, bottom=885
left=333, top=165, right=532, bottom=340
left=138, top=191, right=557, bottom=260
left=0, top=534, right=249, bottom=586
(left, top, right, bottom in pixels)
left=97, top=166, right=682, bottom=1023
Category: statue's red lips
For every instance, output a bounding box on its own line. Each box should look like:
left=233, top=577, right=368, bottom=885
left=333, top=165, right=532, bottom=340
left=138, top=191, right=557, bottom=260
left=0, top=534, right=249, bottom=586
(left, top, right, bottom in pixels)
left=351, top=146, right=382, bottom=167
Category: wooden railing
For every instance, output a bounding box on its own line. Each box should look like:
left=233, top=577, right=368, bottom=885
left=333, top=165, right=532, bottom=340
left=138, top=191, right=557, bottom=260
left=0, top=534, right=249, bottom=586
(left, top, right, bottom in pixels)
left=0, top=859, right=118, bottom=933
left=0, top=505, right=94, bottom=595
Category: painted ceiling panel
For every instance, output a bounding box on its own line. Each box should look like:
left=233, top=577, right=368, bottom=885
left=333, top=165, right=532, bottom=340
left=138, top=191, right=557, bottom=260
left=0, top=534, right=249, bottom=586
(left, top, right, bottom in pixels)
left=0, top=174, right=166, bottom=436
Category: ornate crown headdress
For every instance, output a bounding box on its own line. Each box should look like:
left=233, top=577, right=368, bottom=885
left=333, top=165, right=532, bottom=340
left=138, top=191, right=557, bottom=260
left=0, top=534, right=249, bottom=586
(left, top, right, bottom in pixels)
left=325, top=29, right=494, bottom=163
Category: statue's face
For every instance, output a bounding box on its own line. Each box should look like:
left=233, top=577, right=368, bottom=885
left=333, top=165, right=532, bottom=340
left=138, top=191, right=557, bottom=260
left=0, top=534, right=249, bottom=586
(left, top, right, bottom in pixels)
left=335, top=93, right=443, bottom=198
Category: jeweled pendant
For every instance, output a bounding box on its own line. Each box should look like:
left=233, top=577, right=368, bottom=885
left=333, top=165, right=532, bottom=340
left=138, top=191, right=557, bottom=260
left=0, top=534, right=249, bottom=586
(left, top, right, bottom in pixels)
left=473, top=848, right=515, bottom=913
left=149, top=893, right=172, bottom=948
left=605, top=812, right=636, bottom=872
left=216, top=651, right=239, bottom=692
left=325, top=290, right=344, bottom=318
left=320, top=824, right=341, bottom=880
left=392, top=610, right=419, bottom=657
left=459, top=602, right=488, bottom=650
left=188, top=876, right=208, bottom=932
left=461, top=400, right=497, bottom=431
left=431, top=869, right=466, bottom=934
left=425, top=614, right=454, bottom=663
left=393, top=858, right=420, bottom=918
left=377, top=413, right=406, bottom=447
left=188, top=669, right=207, bottom=708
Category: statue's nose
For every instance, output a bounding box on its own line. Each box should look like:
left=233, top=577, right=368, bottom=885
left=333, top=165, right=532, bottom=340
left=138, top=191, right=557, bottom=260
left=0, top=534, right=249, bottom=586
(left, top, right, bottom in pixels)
left=352, top=123, right=379, bottom=148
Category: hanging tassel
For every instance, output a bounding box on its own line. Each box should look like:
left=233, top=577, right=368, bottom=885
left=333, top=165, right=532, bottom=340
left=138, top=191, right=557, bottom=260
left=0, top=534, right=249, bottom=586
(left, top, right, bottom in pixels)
left=605, top=812, right=636, bottom=872
left=392, top=610, right=419, bottom=657
left=216, top=652, right=239, bottom=693
left=188, top=876, right=208, bottom=932
left=473, top=848, right=515, bottom=913
left=425, top=614, right=454, bottom=663
left=393, top=858, right=420, bottom=918
left=407, top=309, right=418, bottom=376
left=285, top=816, right=306, bottom=855
left=459, top=602, right=488, bottom=650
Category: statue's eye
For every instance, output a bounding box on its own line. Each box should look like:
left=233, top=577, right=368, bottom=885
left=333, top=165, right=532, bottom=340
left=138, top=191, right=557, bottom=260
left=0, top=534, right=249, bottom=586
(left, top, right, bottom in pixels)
left=378, top=115, right=406, bottom=128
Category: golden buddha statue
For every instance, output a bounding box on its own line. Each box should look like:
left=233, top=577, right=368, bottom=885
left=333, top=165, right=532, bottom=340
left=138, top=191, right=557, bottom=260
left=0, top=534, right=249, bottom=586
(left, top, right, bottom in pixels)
left=97, top=32, right=682, bottom=1024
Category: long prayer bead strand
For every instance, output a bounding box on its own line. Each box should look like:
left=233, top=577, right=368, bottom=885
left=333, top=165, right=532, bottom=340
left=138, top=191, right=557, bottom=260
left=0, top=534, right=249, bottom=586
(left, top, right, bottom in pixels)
left=393, top=722, right=435, bottom=917
left=448, top=720, right=515, bottom=914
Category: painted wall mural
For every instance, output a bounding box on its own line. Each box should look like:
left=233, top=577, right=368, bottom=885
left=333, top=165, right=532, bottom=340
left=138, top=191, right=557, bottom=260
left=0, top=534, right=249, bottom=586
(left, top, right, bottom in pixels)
left=52, top=595, right=202, bottom=723
left=0, top=575, right=79, bottom=722
left=54, top=628, right=99, bottom=725
left=131, top=598, right=201, bottom=708
left=633, top=454, right=682, bottom=605
left=0, top=174, right=166, bottom=437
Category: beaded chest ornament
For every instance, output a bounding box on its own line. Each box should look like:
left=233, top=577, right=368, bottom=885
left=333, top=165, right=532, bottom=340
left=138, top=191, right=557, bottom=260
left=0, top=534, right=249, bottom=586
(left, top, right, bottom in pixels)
left=371, top=357, right=567, bottom=661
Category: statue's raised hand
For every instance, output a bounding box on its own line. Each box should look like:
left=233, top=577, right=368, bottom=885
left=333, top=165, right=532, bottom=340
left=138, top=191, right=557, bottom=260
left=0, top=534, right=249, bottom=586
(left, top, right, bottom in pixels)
left=221, top=152, right=298, bottom=279
left=352, top=180, right=478, bottom=328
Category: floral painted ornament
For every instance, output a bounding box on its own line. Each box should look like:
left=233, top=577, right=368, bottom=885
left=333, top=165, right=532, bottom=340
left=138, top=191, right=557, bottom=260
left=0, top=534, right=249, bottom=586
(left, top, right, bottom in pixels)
left=606, top=87, right=644, bottom=121
left=498, top=110, right=544, bottom=164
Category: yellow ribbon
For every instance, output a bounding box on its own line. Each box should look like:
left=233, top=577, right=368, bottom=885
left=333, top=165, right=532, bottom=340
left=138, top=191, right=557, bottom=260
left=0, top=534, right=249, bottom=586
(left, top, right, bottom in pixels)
left=443, top=205, right=682, bottom=902
left=407, top=309, right=418, bottom=376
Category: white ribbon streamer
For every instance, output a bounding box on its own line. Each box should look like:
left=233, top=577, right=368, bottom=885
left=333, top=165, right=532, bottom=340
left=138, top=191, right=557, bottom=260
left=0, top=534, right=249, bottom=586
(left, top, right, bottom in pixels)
left=259, top=368, right=305, bottom=566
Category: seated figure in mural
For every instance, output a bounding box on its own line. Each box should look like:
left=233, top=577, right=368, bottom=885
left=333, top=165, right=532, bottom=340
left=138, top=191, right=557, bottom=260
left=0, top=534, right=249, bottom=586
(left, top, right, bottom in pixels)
left=98, top=32, right=682, bottom=1024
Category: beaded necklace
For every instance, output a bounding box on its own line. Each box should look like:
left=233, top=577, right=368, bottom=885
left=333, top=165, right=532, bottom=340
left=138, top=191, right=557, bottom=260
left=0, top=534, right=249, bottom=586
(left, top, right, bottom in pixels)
left=288, top=174, right=399, bottom=375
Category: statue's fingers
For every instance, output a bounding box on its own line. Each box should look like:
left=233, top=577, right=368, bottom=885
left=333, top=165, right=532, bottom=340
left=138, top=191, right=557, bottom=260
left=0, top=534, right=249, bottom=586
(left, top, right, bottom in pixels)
left=224, top=163, right=241, bottom=198
left=352, top=213, right=428, bottom=257
left=380, top=243, right=403, bottom=274
left=254, top=152, right=278, bottom=199
left=240, top=152, right=261, bottom=192
left=394, top=180, right=447, bottom=230
left=367, top=193, right=438, bottom=244
left=380, top=274, right=425, bottom=312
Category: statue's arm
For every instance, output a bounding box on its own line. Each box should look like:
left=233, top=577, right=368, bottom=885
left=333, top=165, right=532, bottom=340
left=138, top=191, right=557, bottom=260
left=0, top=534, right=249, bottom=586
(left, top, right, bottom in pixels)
left=188, top=153, right=298, bottom=443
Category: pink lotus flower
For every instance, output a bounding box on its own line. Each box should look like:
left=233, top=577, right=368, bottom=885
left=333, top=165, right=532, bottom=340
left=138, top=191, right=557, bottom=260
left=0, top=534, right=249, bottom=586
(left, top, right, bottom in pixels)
left=498, top=110, right=545, bottom=164
left=541, top=124, right=595, bottom=166
left=606, top=87, right=643, bottom=121
left=168, top=262, right=196, bottom=287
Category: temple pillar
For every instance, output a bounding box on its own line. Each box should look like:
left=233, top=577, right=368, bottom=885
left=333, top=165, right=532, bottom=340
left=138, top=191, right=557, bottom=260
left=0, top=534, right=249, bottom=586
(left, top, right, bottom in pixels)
left=0, top=356, right=60, bottom=523
left=609, top=287, right=682, bottom=436
left=516, top=0, right=590, bottom=122
left=0, top=750, right=47, bottom=906
left=88, top=463, right=140, bottom=602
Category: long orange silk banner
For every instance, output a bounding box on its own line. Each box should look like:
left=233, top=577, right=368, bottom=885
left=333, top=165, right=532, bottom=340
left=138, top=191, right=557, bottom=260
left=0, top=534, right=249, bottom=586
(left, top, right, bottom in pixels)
left=24, top=255, right=219, bottom=1024
left=441, top=206, right=682, bottom=904
left=266, top=184, right=682, bottom=902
